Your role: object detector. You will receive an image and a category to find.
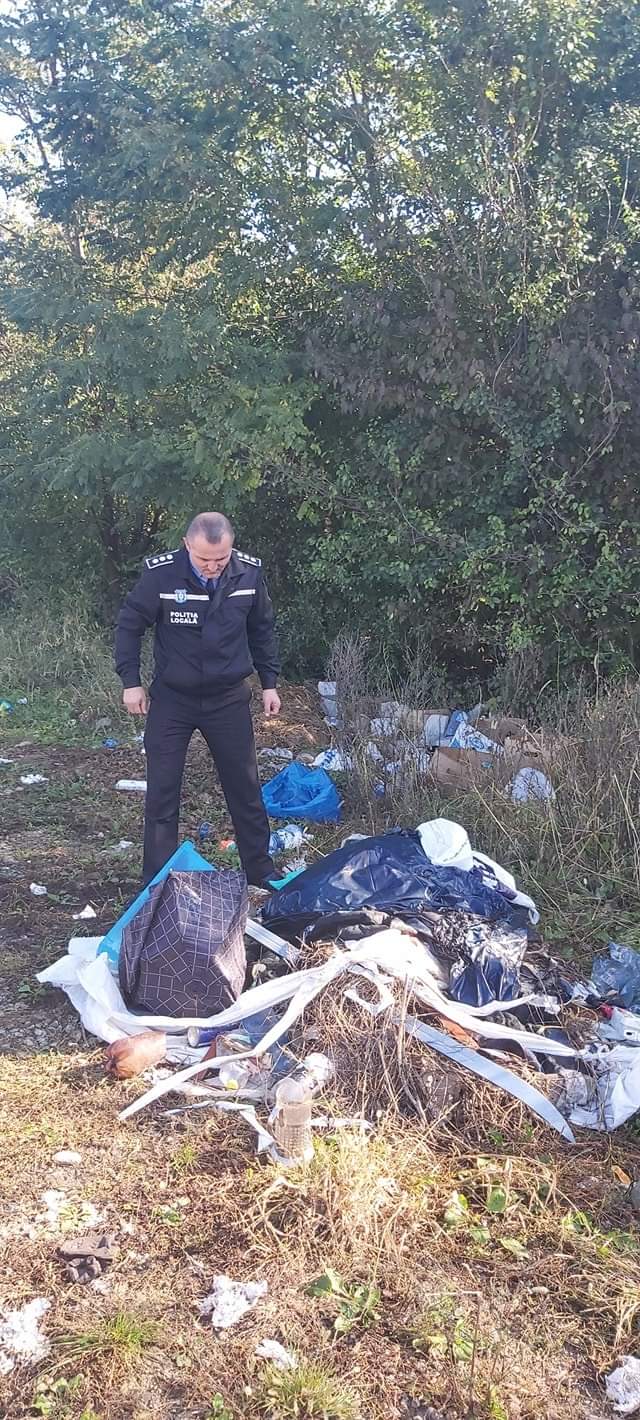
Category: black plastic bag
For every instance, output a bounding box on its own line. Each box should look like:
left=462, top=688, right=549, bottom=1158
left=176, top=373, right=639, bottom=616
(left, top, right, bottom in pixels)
left=262, top=830, right=527, bottom=939
left=119, top=869, right=247, bottom=1016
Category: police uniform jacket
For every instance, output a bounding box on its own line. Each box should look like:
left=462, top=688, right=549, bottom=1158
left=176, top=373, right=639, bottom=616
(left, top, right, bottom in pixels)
left=115, top=546, right=280, bottom=698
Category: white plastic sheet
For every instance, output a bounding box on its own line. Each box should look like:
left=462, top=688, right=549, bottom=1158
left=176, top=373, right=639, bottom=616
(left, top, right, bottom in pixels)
left=606, top=1355, right=640, bottom=1415
left=200, top=1276, right=268, bottom=1330
left=113, top=930, right=578, bottom=1127
left=416, top=819, right=474, bottom=871
left=557, top=1046, right=640, bottom=1131
left=416, top=819, right=539, bottom=923
left=507, top=767, right=555, bottom=805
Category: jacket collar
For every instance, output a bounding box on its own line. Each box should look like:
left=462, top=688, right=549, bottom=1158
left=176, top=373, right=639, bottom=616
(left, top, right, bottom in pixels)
left=177, top=545, right=243, bottom=592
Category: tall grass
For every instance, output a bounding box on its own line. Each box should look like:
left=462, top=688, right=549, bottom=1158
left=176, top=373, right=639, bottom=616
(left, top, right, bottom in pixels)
left=0, top=595, right=149, bottom=740
left=329, top=635, right=640, bottom=958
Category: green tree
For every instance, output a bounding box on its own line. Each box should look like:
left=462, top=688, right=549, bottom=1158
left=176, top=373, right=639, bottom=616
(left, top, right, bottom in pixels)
left=1, top=0, right=640, bottom=684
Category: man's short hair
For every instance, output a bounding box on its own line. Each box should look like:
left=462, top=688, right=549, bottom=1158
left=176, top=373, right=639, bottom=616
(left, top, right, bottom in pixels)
left=186, top=512, right=234, bottom=545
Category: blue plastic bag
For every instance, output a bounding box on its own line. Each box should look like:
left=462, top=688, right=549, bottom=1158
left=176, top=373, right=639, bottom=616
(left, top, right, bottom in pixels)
left=262, top=763, right=342, bottom=823
left=98, top=841, right=216, bottom=965
left=590, top=941, right=640, bottom=1010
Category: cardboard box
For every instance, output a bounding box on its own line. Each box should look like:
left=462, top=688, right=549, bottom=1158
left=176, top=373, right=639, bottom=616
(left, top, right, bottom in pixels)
left=475, top=715, right=532, bottom=746
left=429, top=741, right=551, bottom=794
left=429, top=746, right=497, bottom=791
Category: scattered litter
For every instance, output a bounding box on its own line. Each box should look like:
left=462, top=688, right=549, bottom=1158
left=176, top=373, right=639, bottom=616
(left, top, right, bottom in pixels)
left=269, top=823, right=308, bottom=853
left=312, top=1116, right=373, bottom=1132
left=271, top=1075, right=314, bottom=1164
left=444, top=708, right=467, bottom=740
left=40, top=1190, right=103, bottom=1232
left=255, top=1339, right=297, bottom=1370
left=318, top=680, right=339, bottom=726
left=284, top=854, right=308, bottom=875
left=0, top=757, right=12, bottom=764
left=102, top=738, right=119, bottom=748
left=449, top=722, right=502, bottom=755
left=57, top=1232, right=117, bottom=1285
left=417, top=818, right=474, bottom=872
left=30, top=883, right=47, bottom=897
left=312, top=747, right=352, bottom=772
left=508, top=766, right=555, bottom=804
left=219, top=1061, right=251, bottom=1092
left=591, top=942, right=640, bottom=1011
left=113, top=840, right=134, bottom=852
left=0, top=699, right=13, bottom=714
left=40, top=1190, right=67, bottom=1229
left=105, top=1031, right=168, bottom=1079
left=597, top=1007, right=640, bottom=1045
left=198, top=822, right=213, bottom=839
left=72, top=905, right=97, bottom=920
left=289, top=1052, right=335, bottom=1094
left=115, top=926, right=575, bottom=1139
left=116, top=779, right=147, bottom=792
left=21, top=774, right=47, bottom=786
left=0, top=1298, right=50, bottom=1376
left=259, top=747, right=293, bottom=762
left=262, top=763, right=342, bottom=823
left=52, top=1151, right=82, bottom=1166
left=423, top=714, right=450, bottom=747
left=16, top=697, right=28, bottom=705
left=41, top=785, right=640, bottom=1147
left=605, top=1355, right=640, bottom=1415
left=554, top=1046, right=640, bottom=1131
left=199, top=1276, right=268, bottom=1330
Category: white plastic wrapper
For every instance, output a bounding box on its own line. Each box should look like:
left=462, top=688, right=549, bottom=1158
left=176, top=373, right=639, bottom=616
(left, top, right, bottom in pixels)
left=200, top=1276, right=268, bottom=1330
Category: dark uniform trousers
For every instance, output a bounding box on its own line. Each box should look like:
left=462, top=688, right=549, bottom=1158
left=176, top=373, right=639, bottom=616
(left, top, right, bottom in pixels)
left=142, top=684, right=273, bottom=887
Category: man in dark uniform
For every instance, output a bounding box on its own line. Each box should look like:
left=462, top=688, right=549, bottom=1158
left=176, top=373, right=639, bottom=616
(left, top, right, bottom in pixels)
left=115, top=511, right=280, bottom=886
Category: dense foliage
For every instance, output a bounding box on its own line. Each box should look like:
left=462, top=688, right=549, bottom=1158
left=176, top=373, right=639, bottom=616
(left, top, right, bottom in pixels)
left=1, top=0, right=639, bottom=680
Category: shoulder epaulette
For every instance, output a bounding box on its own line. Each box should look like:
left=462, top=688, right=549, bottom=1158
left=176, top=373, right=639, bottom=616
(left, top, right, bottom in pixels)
left=236, top=550, right=262, bottom=567
left=145, top=549, right=177, bottom=570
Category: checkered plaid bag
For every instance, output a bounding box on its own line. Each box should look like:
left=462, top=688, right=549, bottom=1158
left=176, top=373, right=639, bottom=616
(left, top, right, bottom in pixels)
left=118, top=869, right=248, bottom=1017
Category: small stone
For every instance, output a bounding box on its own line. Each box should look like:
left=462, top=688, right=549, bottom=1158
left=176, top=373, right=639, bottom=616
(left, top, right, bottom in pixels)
left=53, top=1150, right=82, bottom=1166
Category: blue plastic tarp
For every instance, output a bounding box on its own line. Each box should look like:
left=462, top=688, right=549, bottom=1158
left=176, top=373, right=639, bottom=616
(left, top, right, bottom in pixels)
left=98, top=841, right=215, bottom=965
left=262, top=762, right=342, bottom=823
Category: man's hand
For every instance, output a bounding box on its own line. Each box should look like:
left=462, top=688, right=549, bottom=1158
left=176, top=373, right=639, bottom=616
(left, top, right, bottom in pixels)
left=123, top=686, right=148, bottom=715
left=262, top=689, right=281, bottom=717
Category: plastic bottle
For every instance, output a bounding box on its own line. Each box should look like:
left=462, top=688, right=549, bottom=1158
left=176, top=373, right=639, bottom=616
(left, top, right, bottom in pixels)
left=273, top=1077, right=314, bottom=1163
left=289, top=1053, right=334, bottom=1094
left=219, top=1061, right=251, bottom=1092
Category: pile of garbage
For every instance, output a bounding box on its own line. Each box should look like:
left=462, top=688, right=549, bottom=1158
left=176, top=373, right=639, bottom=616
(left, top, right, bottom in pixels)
left=317, top=683, right=554, bottom=804
left=40, top=814, right=640, bottom=1147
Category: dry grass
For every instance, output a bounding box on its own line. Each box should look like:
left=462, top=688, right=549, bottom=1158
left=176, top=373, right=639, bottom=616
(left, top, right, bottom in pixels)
left=2, top=982, right=639, bottom=1420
